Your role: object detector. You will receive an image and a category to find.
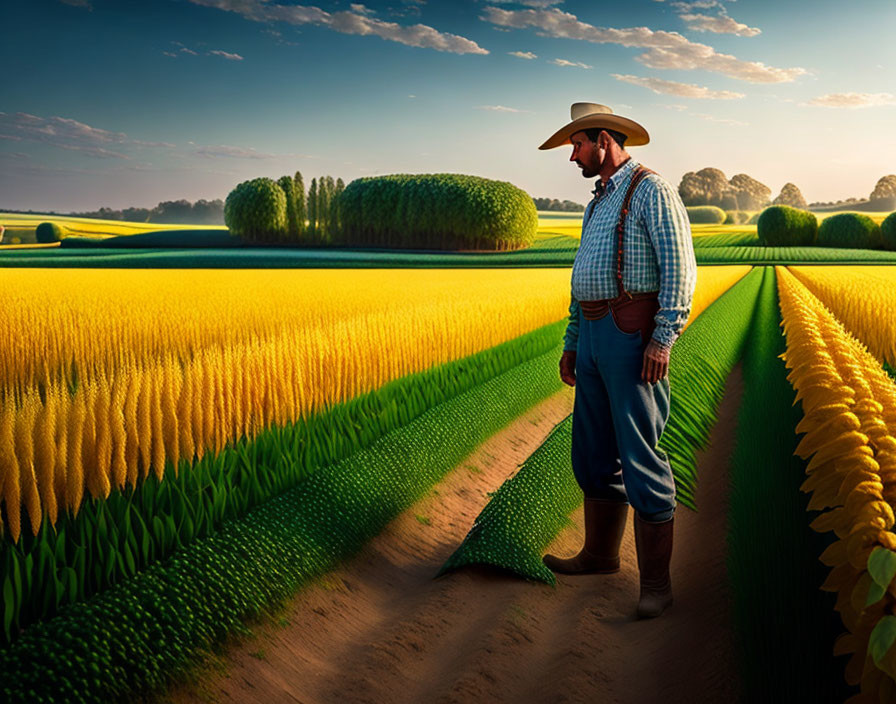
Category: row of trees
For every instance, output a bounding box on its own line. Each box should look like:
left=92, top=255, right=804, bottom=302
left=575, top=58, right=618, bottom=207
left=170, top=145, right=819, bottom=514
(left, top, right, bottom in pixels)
left=532, top=197, right=584, bottom=212
left=73, top=199, right=225, bottom=224
left=680, top=170, right=896, bottom=212
left=224, top=172, right=345, bottom=244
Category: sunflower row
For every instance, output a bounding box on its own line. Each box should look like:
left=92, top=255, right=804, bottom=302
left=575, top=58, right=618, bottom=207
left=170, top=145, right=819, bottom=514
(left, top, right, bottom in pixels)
left=776, top=266, right=896, bottom=702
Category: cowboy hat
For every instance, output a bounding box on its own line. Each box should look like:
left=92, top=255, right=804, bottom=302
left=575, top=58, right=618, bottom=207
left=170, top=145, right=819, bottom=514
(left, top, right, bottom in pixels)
left=538, top=103, right=649, bottom=150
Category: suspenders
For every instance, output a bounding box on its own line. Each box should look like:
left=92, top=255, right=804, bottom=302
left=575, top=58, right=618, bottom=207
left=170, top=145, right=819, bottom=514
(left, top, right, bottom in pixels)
left=614, top=166, right=655, bottom=299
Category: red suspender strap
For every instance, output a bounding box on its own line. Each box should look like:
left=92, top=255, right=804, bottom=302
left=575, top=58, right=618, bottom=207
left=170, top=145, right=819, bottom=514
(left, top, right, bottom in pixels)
left=615, top=166, right=655, bottom=299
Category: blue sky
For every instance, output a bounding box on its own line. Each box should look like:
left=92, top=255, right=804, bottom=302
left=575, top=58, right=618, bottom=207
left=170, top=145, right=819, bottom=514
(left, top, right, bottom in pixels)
left=2, top=0, right=895, bottom=211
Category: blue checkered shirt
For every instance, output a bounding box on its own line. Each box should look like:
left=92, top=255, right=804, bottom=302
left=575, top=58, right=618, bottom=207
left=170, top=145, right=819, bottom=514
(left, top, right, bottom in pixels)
left=564, top=158, right=696, bottom=352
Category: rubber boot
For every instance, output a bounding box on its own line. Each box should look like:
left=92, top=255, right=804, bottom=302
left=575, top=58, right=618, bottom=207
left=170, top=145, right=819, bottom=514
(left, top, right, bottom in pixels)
left=542, top=498, right=629, bottom=574
left=634, top=513, right=674, bottom=618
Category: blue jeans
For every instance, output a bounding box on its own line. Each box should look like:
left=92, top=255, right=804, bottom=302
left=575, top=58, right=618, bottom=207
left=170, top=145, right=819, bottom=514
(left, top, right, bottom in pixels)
left=571, top=311, right=676, bottom=522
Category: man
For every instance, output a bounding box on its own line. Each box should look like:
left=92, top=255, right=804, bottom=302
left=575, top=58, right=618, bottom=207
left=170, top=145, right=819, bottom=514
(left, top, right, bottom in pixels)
left=538, top=103, right=696, bottom=619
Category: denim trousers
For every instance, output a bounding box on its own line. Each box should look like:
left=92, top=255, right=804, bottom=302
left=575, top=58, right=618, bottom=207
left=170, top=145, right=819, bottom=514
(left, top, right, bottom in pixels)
left=571, top=310, right=677, bottom=522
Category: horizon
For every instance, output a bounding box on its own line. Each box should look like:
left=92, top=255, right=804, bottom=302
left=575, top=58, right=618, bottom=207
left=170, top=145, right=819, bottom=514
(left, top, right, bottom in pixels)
left=2, top=0, right=894, bottom=213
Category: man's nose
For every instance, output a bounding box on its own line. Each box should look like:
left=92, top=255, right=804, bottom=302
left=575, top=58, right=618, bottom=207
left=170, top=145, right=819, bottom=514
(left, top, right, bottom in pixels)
left=569, top=149, right=577, bottom=162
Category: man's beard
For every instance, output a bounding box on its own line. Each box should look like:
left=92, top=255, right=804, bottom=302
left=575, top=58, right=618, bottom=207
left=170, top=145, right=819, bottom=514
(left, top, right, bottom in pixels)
left=578, top=162, right=599, bottom=178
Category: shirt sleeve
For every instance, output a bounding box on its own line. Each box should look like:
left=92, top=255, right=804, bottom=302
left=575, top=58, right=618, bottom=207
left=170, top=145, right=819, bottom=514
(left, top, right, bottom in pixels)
left=640, top=177, right=697, bottom=348
left=563, top=296, right=580, bottom=352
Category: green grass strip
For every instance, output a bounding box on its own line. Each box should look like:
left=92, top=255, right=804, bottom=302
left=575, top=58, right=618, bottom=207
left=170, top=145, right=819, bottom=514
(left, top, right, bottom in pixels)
left=693, top=246, right=896, bottom=265
left=658, top=266, right=763, bottom=508
left=0, top=320, right=565, bottom=646
left=726, top=266, right=855, bottom=702
left=438, top=270, right=764, bottom=584
left=0, top=344, right=566, bottom=703
left=692, top=231, right=761, bottom=248
left=7, top=243, right=896, bottom=268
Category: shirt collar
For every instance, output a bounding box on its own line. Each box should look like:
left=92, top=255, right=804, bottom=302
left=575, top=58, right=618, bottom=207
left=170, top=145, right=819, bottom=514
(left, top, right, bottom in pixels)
left=591, top=158, right=640, bottom=198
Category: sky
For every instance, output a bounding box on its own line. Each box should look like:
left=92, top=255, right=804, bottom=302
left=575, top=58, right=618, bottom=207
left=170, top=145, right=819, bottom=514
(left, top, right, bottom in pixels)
left=2, top=0, right=895, bottom=212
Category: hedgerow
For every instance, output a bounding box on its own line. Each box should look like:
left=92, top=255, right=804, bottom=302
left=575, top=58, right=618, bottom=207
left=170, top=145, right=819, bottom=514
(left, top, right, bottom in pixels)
left=339, top=173, right=538, bottom=250
left=879, top=211, right=896, bottom=251
left=35, top=222, right=65, bottom=243
left=686, top=206, right=726, bottom=224
left=816, top=212, right=882, bottom=249
left=756, top=205, right=817, bottom=247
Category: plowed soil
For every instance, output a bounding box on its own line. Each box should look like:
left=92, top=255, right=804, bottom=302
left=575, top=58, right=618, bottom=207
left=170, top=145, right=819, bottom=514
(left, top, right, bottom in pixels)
left=162, top=365, right=744, bottom=704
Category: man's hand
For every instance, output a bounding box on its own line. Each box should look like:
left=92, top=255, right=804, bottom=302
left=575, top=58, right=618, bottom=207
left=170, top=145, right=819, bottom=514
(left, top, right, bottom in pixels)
left=560, top=350, right=576, bottom=387
left=641, top=339, right=670, bottom=384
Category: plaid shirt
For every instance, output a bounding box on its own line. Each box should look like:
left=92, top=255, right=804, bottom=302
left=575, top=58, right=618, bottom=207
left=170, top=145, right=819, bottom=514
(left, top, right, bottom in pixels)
left=564, top=158, right=696, bottom=351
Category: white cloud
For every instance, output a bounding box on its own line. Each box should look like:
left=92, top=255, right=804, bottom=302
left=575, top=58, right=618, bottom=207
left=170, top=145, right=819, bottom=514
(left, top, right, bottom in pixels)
left=475, top=105, right=529, bottom=112
left=208, top=49, right=244, bottom=60
left=194, top=144, right=277, bottom=159
left=350, top=3, right=374, bottom=14
left=680, top=13, right=760, bottom=37
left=0, top=112, right=175, bottom=159
left=549, top=58, right=591, bottom=69
left=509, top=50, right=537, bottom=59
left=163, top=51, right=178, bottom=58
left=806, top=92, right=896, bottom=108
left=663, top=104, right=689, bottom=111
left=188, top=0, right=488, bottom=54
left=180, top=47, right=199, bottom=55
left=58, top=0, right=92, bottom=8
left=612, top=73, right=745, bottom=99
left=408, top=94, right=416, bottom=98
left=482, top=7, right=805, bottom=83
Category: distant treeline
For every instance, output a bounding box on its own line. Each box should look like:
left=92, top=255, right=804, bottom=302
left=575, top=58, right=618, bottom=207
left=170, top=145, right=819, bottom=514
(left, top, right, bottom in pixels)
left=71, top=199, right=225, bottom=224
left=533, top=197, right=584, bottom=212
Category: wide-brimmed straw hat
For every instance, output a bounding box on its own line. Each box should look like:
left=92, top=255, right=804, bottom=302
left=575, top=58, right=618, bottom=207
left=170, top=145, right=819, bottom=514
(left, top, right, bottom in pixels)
left=538, top=102, right=649, bottom=150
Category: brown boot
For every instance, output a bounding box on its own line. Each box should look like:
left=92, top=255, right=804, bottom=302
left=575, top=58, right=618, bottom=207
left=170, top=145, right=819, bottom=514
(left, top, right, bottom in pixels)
left=634, top=513, right=674, bottom=618
left=543, top=498, right=629, bottom=574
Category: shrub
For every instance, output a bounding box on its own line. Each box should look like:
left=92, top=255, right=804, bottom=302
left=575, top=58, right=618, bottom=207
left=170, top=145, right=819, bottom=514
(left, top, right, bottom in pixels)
left=277, top=175, right=300, bottom=241
left=724, top=210, right=749, bottom=225
left=882, top=212, right=896, bottom=251
left=339, top=173, right=538, bottom=250
left=747, top=212, right=762, bottom=225
left=686, top=206, right=726, bottom=224
left=756, top=205, right=817, bottom=247
left=224, top=177, right=287, bottom=243
left=35, top=221, right=65, bottom=243
left=816, top=212, right=882, bottom=249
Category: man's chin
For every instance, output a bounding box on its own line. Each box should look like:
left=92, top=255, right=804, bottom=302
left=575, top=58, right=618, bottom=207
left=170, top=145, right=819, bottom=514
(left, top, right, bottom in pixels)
left=580, top=169, right=598, bottom=179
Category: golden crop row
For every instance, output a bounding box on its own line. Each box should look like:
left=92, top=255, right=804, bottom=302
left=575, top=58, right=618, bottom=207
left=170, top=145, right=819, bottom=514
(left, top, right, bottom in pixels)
left=776, top=266, right=896, bottom=701
left=790, top=266, right=896, bottom=369
left=0, top=267, right=745, bottom=541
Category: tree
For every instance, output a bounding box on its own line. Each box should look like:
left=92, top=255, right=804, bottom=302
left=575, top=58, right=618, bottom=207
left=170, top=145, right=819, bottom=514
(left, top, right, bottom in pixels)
left=678, top=168, right=730, bottom=207
left=772, top=183, right=808, bottom=209
left=728, top=173, right=771, bottom=211
left=330, top=177, right=345, bottom=238
left=278, top=175, right=299, bottom=239
left=308, top=178, right=318, bottom=234
left=870, top=175, right=896, bottom=208
left=294, top=171, right=306, bottom=236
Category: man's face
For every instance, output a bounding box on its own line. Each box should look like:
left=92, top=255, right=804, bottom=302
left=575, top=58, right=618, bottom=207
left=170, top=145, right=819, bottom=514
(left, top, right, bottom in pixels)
left=569, top=130, right=603, bottom=179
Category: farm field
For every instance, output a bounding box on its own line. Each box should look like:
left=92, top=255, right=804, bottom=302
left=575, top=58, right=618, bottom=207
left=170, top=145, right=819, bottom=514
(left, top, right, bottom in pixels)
left=1, top=223, right=895, bottom=703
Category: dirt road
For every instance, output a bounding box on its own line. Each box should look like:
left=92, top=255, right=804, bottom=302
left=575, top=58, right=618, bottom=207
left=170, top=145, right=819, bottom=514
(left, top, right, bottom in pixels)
left=163, top=367, right=743, bottom=704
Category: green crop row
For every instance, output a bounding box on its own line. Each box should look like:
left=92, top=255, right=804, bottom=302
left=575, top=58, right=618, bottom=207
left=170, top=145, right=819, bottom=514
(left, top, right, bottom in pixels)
left=0, top=343, right=566, bottom=704
left=726, top=267, right=852, bottom=701
left=0, top=320, right=566, bottom=645
left=657, top=266, right=763, bottom=507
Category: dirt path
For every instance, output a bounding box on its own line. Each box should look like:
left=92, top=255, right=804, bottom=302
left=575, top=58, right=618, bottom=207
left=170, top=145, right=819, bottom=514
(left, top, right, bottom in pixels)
left=162, top=366, right=743, bottom=704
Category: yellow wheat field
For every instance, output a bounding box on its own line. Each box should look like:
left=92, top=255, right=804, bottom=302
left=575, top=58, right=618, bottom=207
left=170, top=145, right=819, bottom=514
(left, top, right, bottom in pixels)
left=0, top=266, right=735, bottom=541
left=788, top=266, right=896, bottom=368
left=777, top=267, right=896, bottom=698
